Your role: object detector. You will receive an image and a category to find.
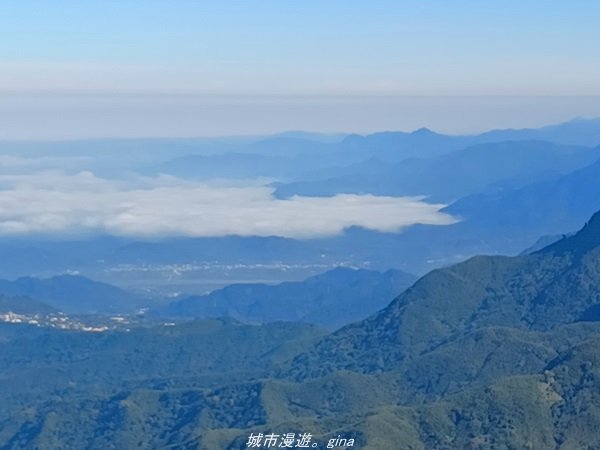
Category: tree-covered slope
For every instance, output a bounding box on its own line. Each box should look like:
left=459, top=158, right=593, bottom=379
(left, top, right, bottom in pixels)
left=3, top=211, right=600, bottom=449
left=288, top=212, right=600, bottom=377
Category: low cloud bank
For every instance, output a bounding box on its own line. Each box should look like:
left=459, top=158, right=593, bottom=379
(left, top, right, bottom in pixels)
left=0, top=171, right=457, bottom=239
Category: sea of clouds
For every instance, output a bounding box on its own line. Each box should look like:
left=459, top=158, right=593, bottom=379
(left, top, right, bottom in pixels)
left=0, top=170, right=456, bottom=239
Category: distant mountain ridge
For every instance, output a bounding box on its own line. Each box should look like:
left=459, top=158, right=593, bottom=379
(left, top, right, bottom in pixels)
left=0, top=275, right=140, bottom=314
left=157, top=267, right=416, bottom=328
left=154, top=118, right=600, bottom=183
left=274, top=140, right=600, bottom=202
left=0, top=294, right=57, bottom=315
left=477, top=117, right=600, bottom=147
left=445, top=150, right=600, bottom=235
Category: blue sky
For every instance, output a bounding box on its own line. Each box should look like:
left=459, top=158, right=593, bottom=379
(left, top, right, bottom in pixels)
left=1, top=1, right=600, bottom=137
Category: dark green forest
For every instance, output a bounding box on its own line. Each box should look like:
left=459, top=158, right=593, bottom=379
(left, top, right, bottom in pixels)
left=1, top=212, right=600, bottom=449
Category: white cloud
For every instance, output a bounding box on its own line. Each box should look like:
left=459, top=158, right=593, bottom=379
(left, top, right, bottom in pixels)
left=0, top=171, right=457, bottom=238
left=0, top=155, right=92, bottom=171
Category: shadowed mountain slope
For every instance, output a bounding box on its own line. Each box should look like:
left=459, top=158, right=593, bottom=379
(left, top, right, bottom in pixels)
left=0, top=275, right=140, bottom=314
left=157, top=267, right=416, bottom=328
left=274, top=141, right=599, bottom=203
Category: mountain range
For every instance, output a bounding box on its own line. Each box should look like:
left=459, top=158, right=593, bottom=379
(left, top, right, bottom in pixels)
left=151, top=118, right=600, bottom=183
left=0, top=275, right=141, bottom=314
left=2, top=210, right=600, bottom=448
left=2, top=119, right=600, bottom=288
left=445, top=155, right=600, bottom=235
left=274, top=141, right=600, bottom=203
left=288, top=211, right=600, bottom=377
left=0, top=294, right=57, bottom=316
left=157, top=267, right=416, bottom=329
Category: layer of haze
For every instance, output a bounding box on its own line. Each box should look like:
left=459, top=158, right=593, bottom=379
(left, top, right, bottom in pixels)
left=1, top=1, right=600, bottom=138
left=2, top=95, right=600, bottom=139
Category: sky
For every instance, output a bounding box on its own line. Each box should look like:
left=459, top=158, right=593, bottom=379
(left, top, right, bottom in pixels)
left=0, top=1, right=598, bottom=240
left=1, top=1, right=600, bottom=138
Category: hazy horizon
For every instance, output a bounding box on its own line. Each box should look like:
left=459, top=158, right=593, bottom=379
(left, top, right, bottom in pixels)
left=2, top=94, right=600, bottom=140
left=3, top=1, right=600, bottom=139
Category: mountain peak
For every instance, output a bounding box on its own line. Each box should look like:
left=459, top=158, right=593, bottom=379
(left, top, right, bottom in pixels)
left=540, top=210, right=600, bottom=256
left=411, top=127, right=435, bottom=135
left=587, top=210, right=600, bottom=227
